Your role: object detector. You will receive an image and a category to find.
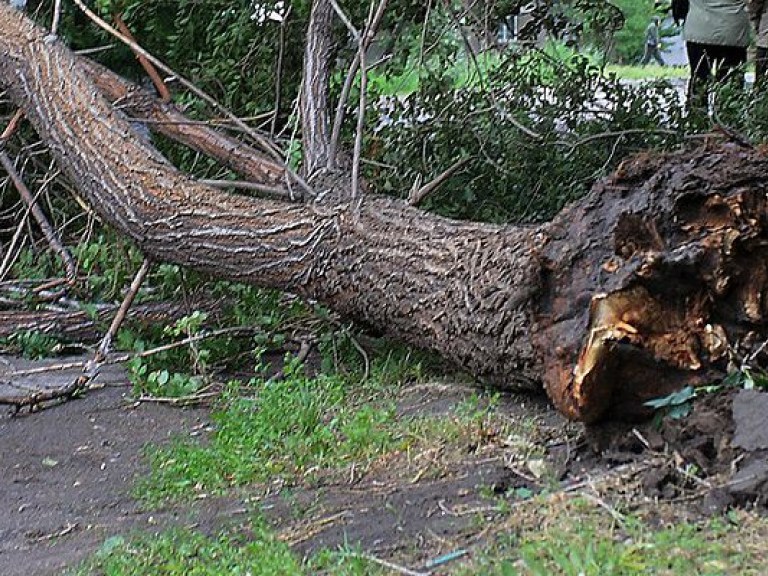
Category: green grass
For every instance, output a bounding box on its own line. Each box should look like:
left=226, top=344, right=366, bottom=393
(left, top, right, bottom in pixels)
left=74, top=497, right=767, bottom=575
left=72, top=521, right=391, bottom=575
left=136, top=344, right=443, bottom=503
left=605, top=63, right=689, bottom=80
left=137, top=384, right=506, bottom=504
left=72, top=519, right=301, bottom=576
left=138, top=371, right=401, bottom=503
left=460, top=499, right=760, bottom=575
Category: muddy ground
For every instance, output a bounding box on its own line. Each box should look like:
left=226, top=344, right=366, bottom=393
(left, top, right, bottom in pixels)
left=1, top=355, right=767, bottom=575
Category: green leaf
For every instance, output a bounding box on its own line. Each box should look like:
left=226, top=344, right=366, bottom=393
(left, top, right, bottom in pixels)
left=644, top=386, right=695, bottom=409
left=157, top=370, right=170, bottom=386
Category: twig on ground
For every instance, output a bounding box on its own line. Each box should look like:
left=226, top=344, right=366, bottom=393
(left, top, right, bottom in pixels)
left=136, top=391, right=219, bottom=406
left=35, top=522, right=77, bottom=542
left=354, top=553, right=429, bottom=576
left=344, top=327, right=370, bottom=380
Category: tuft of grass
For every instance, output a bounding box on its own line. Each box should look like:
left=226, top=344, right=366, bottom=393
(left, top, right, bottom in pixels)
left=605, top=64, right=688, bottom=80
left=138, top=370, right=402, bottom=503
left=459, top=498, right=761, bottom=575
left=72, top=518, right=302, bottom=576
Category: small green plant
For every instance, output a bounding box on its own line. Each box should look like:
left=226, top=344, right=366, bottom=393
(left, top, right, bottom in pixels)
left=644, top=385, right=695, bottom=420
left=1, top=330, right=62, bottom=360
left=646, top=364, right=768, bottom=423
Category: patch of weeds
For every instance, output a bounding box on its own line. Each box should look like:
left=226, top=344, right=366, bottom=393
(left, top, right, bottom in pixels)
left=72, top=237, right=144, bottom=300
left=74, top=523, right=388, bottom=575
left=138, top=369, right=400, bottom=503
left=10, top=247, right=60, bottom=281
left=122, top=311, right=215, bottom=398
left=72, top=518, right=301, bottom=576
left=462, top=499, right=756, bottom=575
left=1, top=330, right=62, bottom=359
left=321, top=336, right=440, bottom=391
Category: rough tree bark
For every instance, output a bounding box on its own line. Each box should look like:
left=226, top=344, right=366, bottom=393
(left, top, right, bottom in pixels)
left=2, top=4, right=768, bottom=422
left=300, top=0, right=335, bottom=176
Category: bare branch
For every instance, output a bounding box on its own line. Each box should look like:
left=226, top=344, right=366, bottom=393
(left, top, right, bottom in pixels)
left=94, top=258, right=151, bottom=361
left=328, top=0, right=389, bottom=172
left=408, top=157, right=470, bottom=206
left=0, top=147, right=77, bottom=281
left=70, top=0, right=314, bottom=198
left=112, top=12, right=170, bottom=102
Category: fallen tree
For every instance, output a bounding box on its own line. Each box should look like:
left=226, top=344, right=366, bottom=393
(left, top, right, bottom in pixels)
left=2, top=3, right=768, bottom=422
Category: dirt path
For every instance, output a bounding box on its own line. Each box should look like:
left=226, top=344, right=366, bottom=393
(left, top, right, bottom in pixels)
left=0, top=357, right=566, bottom=575
left=0, top=357, right=210, bottom=575
left=2, top=354, right=766, bottom=574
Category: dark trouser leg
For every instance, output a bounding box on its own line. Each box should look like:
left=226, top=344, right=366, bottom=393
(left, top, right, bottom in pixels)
left=756, top=47, right=768, bottom=87
left=713, top=45, right=747, bottom=86
left=653, top=47, right=665, bottom=66
left=641, top=44, right=652, bottom=65
left=686, top=42, right=710, bottom=111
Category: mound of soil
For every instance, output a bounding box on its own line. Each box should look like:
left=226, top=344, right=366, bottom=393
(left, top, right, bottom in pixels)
left=586, top=388, right=768, bottom=514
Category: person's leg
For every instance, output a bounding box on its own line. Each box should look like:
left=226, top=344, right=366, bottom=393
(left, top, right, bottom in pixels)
left=686, top=42, right=710, bottom=110
left=641, top=44, right=652, bottom=65
left=758, top=14, right=768, bottom=87
left=653, top=46, right=665, bottom=66
left=756, top=47, right=768, bottom=86
left=712, top=45, right=747, bottom=84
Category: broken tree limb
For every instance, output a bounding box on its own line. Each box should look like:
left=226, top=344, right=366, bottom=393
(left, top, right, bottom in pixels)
left=112, top=12, right=171, bottom=103
left=0, top=299, right=225, bottom=343
left=94, top=258, right=151, bottom=361
left=3, top=5, right=768, bottom=422
left=0, top=148, right=77, bottom=281
left=78, top=59, right=289, bottom=190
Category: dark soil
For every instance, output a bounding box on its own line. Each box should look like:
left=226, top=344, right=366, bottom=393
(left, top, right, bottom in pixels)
left=1, top=355, right=766, bottom=575
left=0, top=357, right=213, bottom=576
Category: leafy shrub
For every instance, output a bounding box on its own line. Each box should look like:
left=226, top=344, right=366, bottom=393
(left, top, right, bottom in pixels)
left=367, top=49, right=688, bottom=223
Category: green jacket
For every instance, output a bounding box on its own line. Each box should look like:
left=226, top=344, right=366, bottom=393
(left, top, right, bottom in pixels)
left=645, top=22, right=660, bottom=46
left=683, top=0, right=751, bottom=47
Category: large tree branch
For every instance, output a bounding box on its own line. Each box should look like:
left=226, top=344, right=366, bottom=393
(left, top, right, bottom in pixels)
left=3, top=5, right=768, bottom=423
left=78, top=58, right=288, bottom=190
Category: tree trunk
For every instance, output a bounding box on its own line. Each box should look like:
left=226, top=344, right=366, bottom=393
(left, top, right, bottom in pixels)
left=300, top=0, right=335, bottom=176
left=2, top=5, right=768, bottom=422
